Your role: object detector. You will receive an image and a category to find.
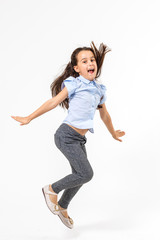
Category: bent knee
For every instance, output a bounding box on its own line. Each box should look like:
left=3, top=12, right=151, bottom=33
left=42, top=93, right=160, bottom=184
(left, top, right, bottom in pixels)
left=83, top=169, right=94, bottom=183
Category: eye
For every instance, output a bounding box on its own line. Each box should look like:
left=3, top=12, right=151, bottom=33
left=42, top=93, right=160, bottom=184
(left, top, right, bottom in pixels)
left=83, top=61, right=87, bottom=63
left=91, top=59, right=95, bottom=62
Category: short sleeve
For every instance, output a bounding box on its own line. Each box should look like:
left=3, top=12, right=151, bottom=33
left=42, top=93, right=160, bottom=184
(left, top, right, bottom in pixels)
left=99, top=84, right=107, bottom=105
left=61, top=76, right=77, bottom=98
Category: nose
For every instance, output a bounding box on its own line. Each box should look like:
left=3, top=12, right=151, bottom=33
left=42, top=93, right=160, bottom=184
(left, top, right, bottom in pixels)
left=88, top=60, right=93, bottom=65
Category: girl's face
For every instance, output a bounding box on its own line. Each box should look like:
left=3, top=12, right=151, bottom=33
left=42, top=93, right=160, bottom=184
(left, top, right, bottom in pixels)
left=74, top=50, right=97, bottom=81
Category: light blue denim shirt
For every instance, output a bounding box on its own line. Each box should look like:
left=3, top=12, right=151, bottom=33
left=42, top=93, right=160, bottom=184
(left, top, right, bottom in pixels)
left=61, top=75, right=107, bottom=133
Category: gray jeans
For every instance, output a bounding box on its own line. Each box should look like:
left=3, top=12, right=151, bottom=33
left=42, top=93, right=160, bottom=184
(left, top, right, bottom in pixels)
left=52, top=123, right=94, bottom=209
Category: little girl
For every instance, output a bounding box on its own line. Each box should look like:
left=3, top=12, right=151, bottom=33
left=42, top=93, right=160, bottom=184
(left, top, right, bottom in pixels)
left=11, top=41, right=125, bottom=229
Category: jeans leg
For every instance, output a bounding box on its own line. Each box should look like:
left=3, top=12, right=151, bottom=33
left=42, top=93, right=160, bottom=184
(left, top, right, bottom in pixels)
left=57, top=144, right=88, bottom=209
left=51, top=140, right=93, bottom=194
left=52, top=124, right=93, bottom=209
left=58, top=166, right=83, bottom=209
left=52, top=136, right=93, bottom=208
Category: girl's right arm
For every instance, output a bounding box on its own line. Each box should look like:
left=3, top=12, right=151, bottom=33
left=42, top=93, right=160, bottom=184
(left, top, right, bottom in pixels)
left=11, top=87, right=68, bottom=125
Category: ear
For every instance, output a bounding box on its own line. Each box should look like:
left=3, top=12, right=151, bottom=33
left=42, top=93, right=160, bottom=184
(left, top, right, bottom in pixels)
left=73, top=65, right=80, bottom=73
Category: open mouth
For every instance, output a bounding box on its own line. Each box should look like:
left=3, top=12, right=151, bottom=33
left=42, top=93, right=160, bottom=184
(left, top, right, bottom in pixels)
left=88, top=69, right=95, bottom=74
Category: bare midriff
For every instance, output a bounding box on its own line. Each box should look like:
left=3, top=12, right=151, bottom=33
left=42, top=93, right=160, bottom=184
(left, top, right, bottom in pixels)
left=66, top=124, right=89, bottom=136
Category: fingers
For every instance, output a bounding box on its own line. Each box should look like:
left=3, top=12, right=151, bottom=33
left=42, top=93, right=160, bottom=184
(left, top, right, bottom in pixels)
left=113, top=136, right=122, bottom=142
left=11, top=116, right=18, bottom=122
left=116, top=130, right=125, bottom=137
left=11, top=116, right=24, bottom=124
left=11, top=116, right=20, bottom=122
left=117, top=138, right=122, bottom=142
left=117, top=130, right=125, bottom=134
left=120, top=132, right=125, bottom=137
left=11, top=116, right=19, bottom=120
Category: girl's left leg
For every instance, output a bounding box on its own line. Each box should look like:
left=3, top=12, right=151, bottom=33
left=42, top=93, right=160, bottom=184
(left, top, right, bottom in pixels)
left=58, top=166, right=83, bottom=209
left=58, top=142, right=88, bottom=209
left=58, top=185, right=83, bottom=209
left=55, top=136, right=89, bottom=209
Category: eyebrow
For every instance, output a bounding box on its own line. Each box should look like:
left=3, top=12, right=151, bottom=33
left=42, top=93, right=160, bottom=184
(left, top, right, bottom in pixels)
left=80, top=56, right=95, bottom=62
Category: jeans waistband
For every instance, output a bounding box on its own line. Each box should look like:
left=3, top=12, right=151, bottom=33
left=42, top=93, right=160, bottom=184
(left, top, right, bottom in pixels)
left=56, top=123, right=87, bottom=140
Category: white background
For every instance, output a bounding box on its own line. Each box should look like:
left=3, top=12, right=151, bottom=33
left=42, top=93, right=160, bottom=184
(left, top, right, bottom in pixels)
left=1, top=0, right=160, bottom=239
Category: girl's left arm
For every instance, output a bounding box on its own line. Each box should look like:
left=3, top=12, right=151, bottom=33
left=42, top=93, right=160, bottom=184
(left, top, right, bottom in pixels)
left=98, top=103, right=125, bottom=142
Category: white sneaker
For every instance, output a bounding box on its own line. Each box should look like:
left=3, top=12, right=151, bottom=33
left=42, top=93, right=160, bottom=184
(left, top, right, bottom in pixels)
left=42, top=185, right=59, bottom=215
left=58, top=207, right=74, bottom=229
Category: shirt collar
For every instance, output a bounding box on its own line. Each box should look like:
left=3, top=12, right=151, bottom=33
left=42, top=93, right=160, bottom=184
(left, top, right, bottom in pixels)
left=77, top=75, right=96, bottom=85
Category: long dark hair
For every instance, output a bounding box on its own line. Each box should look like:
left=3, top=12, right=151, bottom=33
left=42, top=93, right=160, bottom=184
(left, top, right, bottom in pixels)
left=50, top=41, right=111, bottom=110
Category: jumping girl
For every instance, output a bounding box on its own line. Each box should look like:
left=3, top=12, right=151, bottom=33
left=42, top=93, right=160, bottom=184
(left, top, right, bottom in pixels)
left=11, top=41, right=125, bottom=229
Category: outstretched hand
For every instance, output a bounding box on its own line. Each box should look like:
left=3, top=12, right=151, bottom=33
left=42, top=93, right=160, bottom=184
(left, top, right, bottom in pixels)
left=11, top=116, right=31, bottom=126
left=112, top=130, right=125, bottom=142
